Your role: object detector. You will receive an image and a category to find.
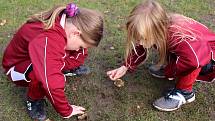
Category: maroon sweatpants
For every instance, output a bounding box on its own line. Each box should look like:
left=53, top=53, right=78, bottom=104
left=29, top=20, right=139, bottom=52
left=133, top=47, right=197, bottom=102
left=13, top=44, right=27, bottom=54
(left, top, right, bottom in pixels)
left=5, top=58, right=82, bottom=100
left=176, top=68, right=201, bottom=91
left=5, top=60, right=45, bottom=100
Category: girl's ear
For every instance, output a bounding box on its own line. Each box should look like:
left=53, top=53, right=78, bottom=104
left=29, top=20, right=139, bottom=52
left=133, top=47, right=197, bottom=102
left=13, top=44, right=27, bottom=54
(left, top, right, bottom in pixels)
left=73, top=29, right=81, bottom=36
left=68, top=29, right=81, bottom=38
left=69, top=25, right=81, bottom=36
left=68, top=29, right=81, bottom=39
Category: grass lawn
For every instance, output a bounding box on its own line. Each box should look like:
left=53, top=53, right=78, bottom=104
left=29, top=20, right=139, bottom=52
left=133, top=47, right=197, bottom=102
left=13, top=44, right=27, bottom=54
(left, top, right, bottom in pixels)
left=0, top=0, right=215, bottom=121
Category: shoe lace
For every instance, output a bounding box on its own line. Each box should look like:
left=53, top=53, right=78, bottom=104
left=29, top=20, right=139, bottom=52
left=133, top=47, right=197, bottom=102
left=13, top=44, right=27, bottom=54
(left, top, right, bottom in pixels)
left=164, top=89, right=179, bottom=100
left=164, top=89, right=188, bottom=105
left=27, top=99, right=47, bottom=112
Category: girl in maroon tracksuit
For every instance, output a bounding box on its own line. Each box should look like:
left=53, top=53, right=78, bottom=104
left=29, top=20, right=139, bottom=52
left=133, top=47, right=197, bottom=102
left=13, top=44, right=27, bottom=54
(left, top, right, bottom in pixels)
left=2, top=3, right=103, bottom=120
left=107, top=0, right=215, bottom=111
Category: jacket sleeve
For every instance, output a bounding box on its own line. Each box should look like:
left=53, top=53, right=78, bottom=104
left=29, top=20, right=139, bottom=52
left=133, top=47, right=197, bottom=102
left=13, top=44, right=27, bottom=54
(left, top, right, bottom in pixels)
left=165, top=40, right=199, bottom=77
left=63, top=48, right=88, bottom=71
left=123, top=45, right=147, bottom=71
left=28, top=35, right=73, bottom=118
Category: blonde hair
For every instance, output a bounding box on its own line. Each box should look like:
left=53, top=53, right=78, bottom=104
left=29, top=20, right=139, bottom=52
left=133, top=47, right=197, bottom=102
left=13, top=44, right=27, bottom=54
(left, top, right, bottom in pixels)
left=27, top=4, right=104, bottom=47
left=126, top=0, right=169, bottom=65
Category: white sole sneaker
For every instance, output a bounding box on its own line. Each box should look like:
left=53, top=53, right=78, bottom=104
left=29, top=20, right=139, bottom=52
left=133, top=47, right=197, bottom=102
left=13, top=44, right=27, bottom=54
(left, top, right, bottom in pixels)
left=153, top=93, right=195, bottom=112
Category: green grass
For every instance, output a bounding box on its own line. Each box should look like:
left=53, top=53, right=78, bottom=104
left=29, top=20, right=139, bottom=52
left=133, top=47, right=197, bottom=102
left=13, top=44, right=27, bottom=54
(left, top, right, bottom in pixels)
left=0, top=0, right=215, bottom=121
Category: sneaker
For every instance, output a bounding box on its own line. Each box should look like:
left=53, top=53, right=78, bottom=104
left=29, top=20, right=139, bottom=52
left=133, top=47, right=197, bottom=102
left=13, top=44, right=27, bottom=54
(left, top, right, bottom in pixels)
left=26, top=99, right=46, bottom=121
left=200, top=60, right=215, bottom=75
left=63, top=65, right=90, bottom=77
left=148, top=64, right=166, bottom=78
left=153, top=89, right=195, bottom=111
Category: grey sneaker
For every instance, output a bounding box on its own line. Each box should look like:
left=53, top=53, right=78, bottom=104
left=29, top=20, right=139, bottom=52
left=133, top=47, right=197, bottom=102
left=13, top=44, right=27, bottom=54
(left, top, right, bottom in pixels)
left=64, top=65, right=90, bottom=77
left=26, top=99, right=47, bottom=121
left=153, top=89, right=195, bottom=111
left=149, top=64, right=166, bottom=78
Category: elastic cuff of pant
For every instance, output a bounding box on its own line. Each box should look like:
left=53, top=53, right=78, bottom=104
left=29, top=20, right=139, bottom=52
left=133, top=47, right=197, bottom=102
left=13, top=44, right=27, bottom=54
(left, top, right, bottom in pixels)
left=175, top=86, right=193, bottom=92
left=27, top=94, right=45, bottom=101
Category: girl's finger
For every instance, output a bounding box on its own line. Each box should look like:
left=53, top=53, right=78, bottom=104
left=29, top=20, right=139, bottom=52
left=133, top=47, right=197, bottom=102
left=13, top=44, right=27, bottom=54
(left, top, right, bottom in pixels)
left=107, top=71, right=112, bottom=75
left=77, top=106, right=86, bottom=111
left=111, top=71, right=117, bottom=79
left=71, top=105, right=86, bottom=111
left=77, top=110, right=85, bottom=114
left=72, top=110, right=85, bottom=116
left=113, top=71, right=122, bottom=80
left=109, top=75, right=114, bottom=80
left=113, top=74, right=119, bottom=80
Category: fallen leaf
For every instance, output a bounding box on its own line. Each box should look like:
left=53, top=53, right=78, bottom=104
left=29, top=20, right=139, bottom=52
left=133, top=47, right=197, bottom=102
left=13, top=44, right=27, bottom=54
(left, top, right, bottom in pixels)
left=0, top=19, right=7, bottom=26
left=104, top=10, right=109, bottom=14
left=78, top=113, right=88, bottom=120
left=110, top=46, right=115, bottom=50
left=72, top=85, right=77, bottom=91
left=45, top=118, right=51, bottom=121
left=114, top=79, right=124, bottom=87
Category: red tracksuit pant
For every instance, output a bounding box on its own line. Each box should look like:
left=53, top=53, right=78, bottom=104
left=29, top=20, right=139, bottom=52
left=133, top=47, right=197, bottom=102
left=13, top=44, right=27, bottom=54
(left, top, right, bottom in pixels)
left=6, top=60, right=46, bottom=100
left=176, top=68, right=201, bottom=91
left=5, top=59, right=81, bottom=100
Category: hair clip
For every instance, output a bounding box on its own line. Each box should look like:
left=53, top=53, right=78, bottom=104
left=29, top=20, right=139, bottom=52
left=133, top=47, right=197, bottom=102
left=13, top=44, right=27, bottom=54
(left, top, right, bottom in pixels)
left=65, top=3, right=79, bottom=17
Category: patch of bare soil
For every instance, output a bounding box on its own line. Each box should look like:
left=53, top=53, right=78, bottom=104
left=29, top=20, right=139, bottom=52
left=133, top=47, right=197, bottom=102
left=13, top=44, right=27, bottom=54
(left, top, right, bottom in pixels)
left=210, top=111, right=215, bottom=120
left=201, top=14, right=215, bottom=24
left=0, top=45, right=6, bottom=76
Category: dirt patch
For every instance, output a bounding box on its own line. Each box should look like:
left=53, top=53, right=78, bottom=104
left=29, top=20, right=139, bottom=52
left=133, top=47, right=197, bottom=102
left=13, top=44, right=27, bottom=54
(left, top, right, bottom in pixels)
left=210, top=111, right=215, bottom=120
left=201, top=14, right=215, bottom=24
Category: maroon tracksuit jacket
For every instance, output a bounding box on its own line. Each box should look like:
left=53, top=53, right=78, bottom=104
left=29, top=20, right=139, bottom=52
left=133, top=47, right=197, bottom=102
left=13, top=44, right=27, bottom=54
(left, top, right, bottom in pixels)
left=2, top=16, right=87, bottom=118
left=124, top=15, right=215, bottom=91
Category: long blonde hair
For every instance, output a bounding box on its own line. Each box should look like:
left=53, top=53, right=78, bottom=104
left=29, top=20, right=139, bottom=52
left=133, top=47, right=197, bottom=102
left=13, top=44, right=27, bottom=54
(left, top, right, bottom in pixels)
left=27, top=4, right=104, bottom=47
left=126, top=0, right=169, bottom=65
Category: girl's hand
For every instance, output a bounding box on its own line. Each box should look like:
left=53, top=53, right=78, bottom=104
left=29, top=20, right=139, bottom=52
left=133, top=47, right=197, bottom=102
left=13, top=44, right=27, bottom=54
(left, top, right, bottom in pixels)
left=71, top=105, right=86, bottom=116
left=107, top=66, right=128, bottom=80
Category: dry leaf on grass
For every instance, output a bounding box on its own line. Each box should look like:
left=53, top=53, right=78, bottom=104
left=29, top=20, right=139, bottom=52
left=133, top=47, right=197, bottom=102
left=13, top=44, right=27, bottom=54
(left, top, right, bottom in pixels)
left=78, top=113, right=88, bottom=120
left=34, top=118, right=51, bottom=121
left=0, top=19, right=7, bottom=26
left=110, top=46, right=115, bottom=50
left=114, top=79, right=124, bottom=87
left=104, top=10, right=109, bottom=14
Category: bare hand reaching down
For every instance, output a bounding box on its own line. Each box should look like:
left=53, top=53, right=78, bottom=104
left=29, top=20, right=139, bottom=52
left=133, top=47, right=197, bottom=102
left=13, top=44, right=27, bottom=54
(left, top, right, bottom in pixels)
left=107, top=66, right=128, bottom=80
left=71, top=105, right=86, bottom=116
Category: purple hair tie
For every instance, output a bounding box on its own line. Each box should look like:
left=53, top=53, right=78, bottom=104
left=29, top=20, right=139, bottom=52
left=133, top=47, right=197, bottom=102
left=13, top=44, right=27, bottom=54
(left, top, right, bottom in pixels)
left=65, top=3, right=79, bottom=17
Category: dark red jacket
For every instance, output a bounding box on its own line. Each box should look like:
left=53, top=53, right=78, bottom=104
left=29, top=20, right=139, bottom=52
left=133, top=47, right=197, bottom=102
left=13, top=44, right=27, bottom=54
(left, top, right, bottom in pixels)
left=2, top=17, right=88, bottom=118
left=125, top=15, right=215, bottom=81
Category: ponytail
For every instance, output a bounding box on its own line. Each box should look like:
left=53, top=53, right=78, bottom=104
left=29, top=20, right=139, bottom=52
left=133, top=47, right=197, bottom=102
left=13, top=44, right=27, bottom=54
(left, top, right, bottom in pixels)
left=27, top=3, right=104, bottom=46
left=27, top=5, right=66, bottom=29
